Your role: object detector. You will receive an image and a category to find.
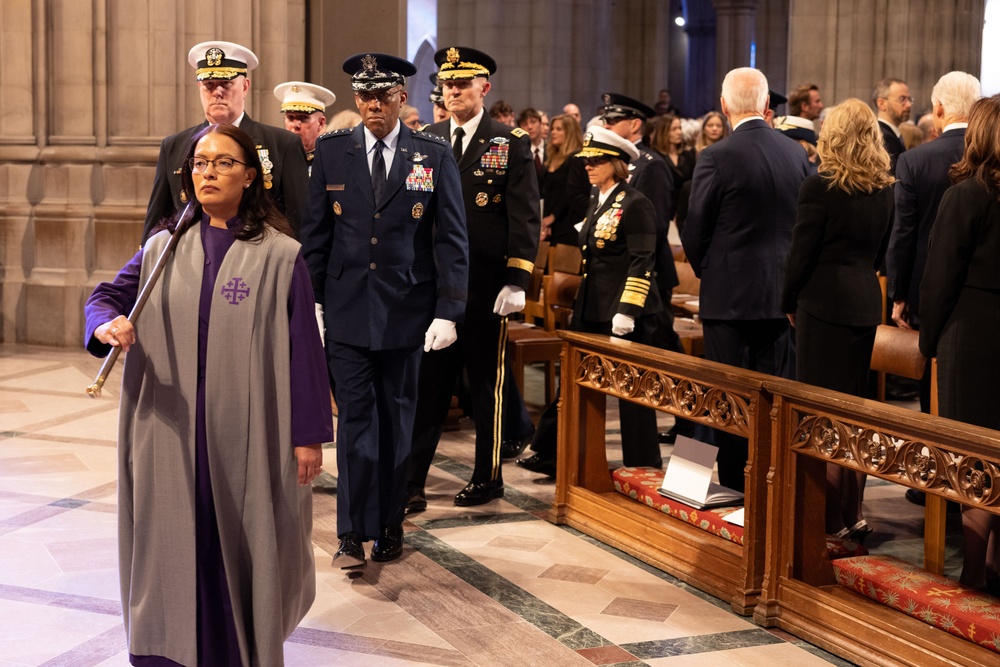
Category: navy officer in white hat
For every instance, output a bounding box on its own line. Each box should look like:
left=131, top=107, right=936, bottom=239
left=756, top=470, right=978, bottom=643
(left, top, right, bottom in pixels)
left=274, top=81, right=337, bottom=168
left=141, top=40, right=309, bottom=240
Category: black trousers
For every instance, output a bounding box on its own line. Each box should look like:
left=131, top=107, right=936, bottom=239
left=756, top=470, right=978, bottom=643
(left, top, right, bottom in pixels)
left=701, top=318, right=794, bottom=492
left=408, top=316, right=509, bottom=488
left=530, top=314, right=664, bottom=468
left=330, top=342, right=422, bottom=538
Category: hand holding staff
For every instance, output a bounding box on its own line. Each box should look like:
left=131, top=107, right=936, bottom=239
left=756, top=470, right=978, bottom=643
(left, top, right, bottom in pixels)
left=86, top=203, right=198, bottom=398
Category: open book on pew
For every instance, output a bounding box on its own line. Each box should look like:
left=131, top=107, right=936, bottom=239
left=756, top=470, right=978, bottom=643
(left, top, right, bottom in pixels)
left=657, top=435, right=744, bottom=510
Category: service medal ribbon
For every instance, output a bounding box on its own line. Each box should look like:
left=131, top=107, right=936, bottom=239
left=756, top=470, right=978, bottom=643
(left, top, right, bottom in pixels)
left=405, top=164, right=434, bottom=192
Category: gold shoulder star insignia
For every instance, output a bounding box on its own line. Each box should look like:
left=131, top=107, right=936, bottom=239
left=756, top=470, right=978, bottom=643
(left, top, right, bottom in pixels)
left=644, top=271, right=651, bottom=278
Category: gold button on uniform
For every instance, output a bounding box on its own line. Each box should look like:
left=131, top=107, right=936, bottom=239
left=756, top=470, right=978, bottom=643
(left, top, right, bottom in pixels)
left=371, top=237, right=378, bottom=244
left=369, top=262, right=377, bottom=270
left=374, top=213, right=381, bottom=219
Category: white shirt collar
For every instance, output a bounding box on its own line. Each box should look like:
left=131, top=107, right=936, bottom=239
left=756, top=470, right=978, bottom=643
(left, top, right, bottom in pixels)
left=943, top=122, right=969, bottom=134
left=879, top=118, right=901, bottom=137
left=450, top=107, right=484, bottom=146
left=733, top=115, right=762, bottom=131
left=363, top=120, right=401, bottom=153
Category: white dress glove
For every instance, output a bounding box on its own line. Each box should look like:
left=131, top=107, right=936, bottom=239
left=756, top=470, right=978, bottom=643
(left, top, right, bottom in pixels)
left=314, top=303, right=326, bottom=346
left=424, top=318, right=458, bottom=352
left=493, top=285, right=526, bottom=316
left=611, top=313, right=635, bottom=337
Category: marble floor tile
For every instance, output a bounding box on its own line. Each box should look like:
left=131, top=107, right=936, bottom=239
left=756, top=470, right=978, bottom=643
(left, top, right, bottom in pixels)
left=601, top=597, right=678, bottom=622
left=1, top=346, right=850, bottom=667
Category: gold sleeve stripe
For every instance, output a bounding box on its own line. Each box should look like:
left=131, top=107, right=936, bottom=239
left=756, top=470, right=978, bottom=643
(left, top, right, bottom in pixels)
left=507, top=258, right=534, bottom=272
left=625, top=277, right=651, bottom=288
left=621, top=291, right=648, bottom=307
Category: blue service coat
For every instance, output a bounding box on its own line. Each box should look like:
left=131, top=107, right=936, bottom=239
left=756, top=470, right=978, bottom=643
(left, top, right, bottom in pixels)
left=300, top=123, right=469, bottom=350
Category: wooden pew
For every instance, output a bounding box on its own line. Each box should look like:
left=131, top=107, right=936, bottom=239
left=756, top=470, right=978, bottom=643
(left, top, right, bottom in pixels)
left=756, top=375, right=1000, bottom=667
left=552, top=331, right=773, bottom=614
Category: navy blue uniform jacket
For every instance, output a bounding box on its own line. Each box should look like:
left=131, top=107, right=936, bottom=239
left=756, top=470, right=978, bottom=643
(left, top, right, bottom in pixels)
left=300, top=124, right=469, bottom=350
left=681, top=118, right=811, bottom=320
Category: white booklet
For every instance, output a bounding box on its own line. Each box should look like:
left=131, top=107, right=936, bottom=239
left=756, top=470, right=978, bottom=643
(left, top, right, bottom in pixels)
left=657, top=435, right=744, bottom=510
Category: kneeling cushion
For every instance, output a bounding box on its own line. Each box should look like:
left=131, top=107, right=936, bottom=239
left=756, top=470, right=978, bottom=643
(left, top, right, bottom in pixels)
left=833, top=554, right=1000, bottom=653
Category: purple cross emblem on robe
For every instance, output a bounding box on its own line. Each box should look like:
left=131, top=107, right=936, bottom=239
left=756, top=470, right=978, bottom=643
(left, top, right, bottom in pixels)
left=221, top=277, right=250, bottom=305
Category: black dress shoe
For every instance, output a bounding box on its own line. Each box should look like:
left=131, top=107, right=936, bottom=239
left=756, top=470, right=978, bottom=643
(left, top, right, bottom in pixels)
left=405, top=488, right=427, bottom=515
left=658, top=430, right=677, bottom=444
left=454, top=479, right=505, bottom=506
left=332, top=531, right=366, bottom=569
left=501, top=426, right=536, bottom=460
left=370, top=524, right=404, bottom=562
left=516, top=453, right=556, bottom=477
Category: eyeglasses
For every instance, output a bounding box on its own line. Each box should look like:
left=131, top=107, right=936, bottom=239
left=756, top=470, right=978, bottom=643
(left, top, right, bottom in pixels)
left=583, top=157, right=610, bottom=167
left=189, top=157, right=247, bottom=174
left=355, top=89, right=401, bottom=105
left=881, top=95, right=913, bottom=105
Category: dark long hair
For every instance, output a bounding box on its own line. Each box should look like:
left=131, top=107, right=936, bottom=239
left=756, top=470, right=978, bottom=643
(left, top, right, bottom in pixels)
left=950, top=95, right=1000, bottom=199
left=162, top=124, right=294, bottom=241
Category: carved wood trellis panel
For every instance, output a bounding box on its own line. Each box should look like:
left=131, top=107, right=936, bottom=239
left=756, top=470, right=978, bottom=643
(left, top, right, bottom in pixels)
left=573, top=351, right=753, bottom=437
left=790, top=413, right=1000, bottom=508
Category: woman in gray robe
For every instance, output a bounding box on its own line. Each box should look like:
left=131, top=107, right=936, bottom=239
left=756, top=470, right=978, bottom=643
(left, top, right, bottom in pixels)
left=85, top=124, right=332, bottom=666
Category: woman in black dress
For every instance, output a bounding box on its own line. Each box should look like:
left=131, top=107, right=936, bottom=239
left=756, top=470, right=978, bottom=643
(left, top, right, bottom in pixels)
left=782, top=98, right=895, bottom=541
left=920, top=95, right=1000, bottom=590
left=649, top=113, right=696, bottom=212
left=541, top=113, right=589, bottom=245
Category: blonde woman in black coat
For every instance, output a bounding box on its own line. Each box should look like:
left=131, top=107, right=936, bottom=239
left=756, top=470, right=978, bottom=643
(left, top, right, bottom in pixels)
left=782, top=98, right=895, bottom=541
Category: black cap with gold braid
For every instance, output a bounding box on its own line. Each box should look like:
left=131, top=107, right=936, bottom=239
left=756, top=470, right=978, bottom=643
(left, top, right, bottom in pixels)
left=434, top=46, right=497, bottom=81
left=343, top=53, right=416, bottom=91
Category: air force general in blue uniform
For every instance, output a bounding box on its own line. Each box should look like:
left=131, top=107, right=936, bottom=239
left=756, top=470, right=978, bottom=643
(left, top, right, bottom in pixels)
left=300, top=54, right=468, bottom=569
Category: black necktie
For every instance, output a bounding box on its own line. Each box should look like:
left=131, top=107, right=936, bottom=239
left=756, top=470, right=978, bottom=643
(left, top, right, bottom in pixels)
left=452, top=127, right=465, bottom=162
left=371, top=139, right=386, bottom=204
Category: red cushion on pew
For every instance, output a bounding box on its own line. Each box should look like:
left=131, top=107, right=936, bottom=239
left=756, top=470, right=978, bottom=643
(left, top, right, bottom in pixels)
left=833, top=554, right=1000, bottom=654
left=612, top=466, right=744, bottom=546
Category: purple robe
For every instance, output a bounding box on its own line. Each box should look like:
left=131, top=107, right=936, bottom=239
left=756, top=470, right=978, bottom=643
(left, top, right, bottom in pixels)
left=85, top=216, right=332, bottom=666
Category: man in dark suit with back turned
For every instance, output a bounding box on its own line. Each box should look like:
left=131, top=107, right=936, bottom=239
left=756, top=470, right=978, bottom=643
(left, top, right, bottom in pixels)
left=887, top=71, right=980, bottom=414
left=141, top=41, right=309, bottom=241
left=300, top=53, right=468, bottom=568
left=681, top=67, right=811, bottom=492
left=873, top=78, right=913, bottom=175
left=406, top=46, right=541, bottom=508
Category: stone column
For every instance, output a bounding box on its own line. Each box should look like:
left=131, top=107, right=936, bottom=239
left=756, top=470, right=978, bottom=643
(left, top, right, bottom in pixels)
left=0, top=0, right=306, bottom=345
left=787, top=0, right=985, bottom=114
left=713, top=0, right=758, bottom=95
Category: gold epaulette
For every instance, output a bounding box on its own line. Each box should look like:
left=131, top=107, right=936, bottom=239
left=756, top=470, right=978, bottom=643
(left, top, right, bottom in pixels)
left=511, top=127, right=528, bottom=138
left=620, top=277, right=650, bottom=307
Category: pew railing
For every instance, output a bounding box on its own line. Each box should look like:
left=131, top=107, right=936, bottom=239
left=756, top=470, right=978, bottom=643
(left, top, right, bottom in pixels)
left=553, top=331, right=774, bottom=614
left=756, top=376, right=1000, bottom=667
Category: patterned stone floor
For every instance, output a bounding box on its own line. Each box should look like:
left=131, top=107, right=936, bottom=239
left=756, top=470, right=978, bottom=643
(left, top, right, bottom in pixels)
left=1, top=344, right=935, bottom=666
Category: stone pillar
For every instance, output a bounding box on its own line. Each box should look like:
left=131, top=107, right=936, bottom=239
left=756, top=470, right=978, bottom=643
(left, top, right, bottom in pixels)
left=0, top=0, right=306, bottom=345
left=787, top=0, right=985, bottom=115
left=713, top=0, right=758, bottom=96
left=685, top=3, right=719, bottom=115
left=307, top=0, right=406, bottom=121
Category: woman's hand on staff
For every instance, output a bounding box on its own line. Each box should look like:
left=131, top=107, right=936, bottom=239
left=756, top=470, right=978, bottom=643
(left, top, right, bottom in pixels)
left=95, top=316, right=135, bottom=352
left=295, top=445, right=323, bottom=486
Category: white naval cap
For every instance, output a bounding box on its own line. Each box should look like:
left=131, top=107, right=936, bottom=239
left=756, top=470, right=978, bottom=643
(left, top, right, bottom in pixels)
left=273, top=81, right=337, bottom=114
left=576, top=126, right=640, bottom=163
left=188, top=41, right=259, bottom=81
